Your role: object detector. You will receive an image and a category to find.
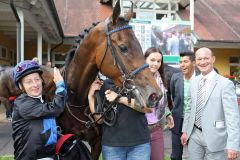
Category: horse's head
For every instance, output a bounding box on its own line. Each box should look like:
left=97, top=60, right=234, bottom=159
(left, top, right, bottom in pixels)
left=91, top=1, right=162, bottom=112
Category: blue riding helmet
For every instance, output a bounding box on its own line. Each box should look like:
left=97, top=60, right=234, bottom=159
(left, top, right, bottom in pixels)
left=13, top=60, right=43, bottom=87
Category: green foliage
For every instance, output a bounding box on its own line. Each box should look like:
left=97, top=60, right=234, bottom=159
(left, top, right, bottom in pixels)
left=234, top=66, right=240, bottom=83
left=164, top=155, right=171, bottom=160
left=0, top=155, right=14, bottom=160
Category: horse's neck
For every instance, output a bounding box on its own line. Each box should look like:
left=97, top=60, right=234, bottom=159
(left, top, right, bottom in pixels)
left=67, top=54, right=98, bottom=105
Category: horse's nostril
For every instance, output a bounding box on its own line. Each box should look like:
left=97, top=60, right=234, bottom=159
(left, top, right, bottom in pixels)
left=148, top=93, right=160, bottom=107
left=149, top=93, right=159, bottom=101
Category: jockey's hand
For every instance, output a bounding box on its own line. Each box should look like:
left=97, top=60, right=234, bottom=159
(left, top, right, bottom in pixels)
left=53, top=67, right=63, bottom=84
left=105, top=90, right=118, bottom=102
left=88, top=79, right=103, bottom=98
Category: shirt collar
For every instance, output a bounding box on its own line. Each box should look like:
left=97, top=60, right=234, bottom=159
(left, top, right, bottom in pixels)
left=184, top=71, right=196, bottom=81
left=201, top=69, right=216, bottom=82
left=28, top=95, right=44, bottom=103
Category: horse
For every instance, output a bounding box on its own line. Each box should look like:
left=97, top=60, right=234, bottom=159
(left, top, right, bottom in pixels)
left=0, top=1, right=162, bottom=159
left=57, top=1, right=163, bottom=158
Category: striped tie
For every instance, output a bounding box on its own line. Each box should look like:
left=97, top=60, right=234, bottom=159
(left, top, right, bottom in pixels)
left=195, top=77, right=207, bottom=128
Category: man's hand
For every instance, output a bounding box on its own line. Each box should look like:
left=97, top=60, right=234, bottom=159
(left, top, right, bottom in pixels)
left=227, top=149, right=239, bottom=160
left=181, top=132, right=187, bottom=146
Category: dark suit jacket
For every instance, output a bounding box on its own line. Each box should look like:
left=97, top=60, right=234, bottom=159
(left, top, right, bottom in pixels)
left=164, top=64, right=181, bottom=110
left=170, top=72, right=184, bottom=134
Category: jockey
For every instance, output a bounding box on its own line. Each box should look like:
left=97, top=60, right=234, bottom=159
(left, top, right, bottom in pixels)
left=12, top=60, right=67, bottom=160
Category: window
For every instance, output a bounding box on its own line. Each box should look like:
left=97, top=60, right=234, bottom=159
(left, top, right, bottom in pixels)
left=52, top=52, right=66, bottom=68
left=2, top=47, right=7, bottom=58
left=9, top=49, right=16, bottom=66
left=229, top=56, right=240, bottom=75
left=230, top=57, right=239, bottom=63
left=0, top=45, right=8, bottom=59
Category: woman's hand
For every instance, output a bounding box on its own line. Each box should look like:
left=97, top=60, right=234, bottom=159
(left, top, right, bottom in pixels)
left=88, top=79, right=103, bottom=99
left=105, top=90, right=118, bottom=102
left=53, top=67, right=63, bottom=84
left=166, top=115, right=174, bottom=129
left=88, top=79, right=104, bottom=121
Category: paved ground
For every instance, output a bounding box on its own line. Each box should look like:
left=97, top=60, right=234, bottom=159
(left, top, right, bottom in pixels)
left=0, top=106, right=189, bottom=159
left=0, top=106, right=14, bottom=156
left=164, top=128, right=189, bottom=160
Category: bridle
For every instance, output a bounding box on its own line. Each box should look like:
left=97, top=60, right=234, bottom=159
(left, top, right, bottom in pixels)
left=99, top=18, right=149, bottom=95
left=66, top=19, right=149, bottom=127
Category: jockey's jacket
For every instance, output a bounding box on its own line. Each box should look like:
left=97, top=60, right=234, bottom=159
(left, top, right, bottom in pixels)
left=12, top=81, right=66, bottom=160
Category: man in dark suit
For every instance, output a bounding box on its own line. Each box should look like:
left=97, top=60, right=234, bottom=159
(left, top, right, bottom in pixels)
left=170, top=52, right=196, bottom=160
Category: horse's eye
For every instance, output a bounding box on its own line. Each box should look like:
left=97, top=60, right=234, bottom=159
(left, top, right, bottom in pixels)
left=118, top=44, right=128, bottom=54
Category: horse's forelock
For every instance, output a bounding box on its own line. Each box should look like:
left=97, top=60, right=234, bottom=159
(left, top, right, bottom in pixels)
left=108, top=17, right=129, bottom=29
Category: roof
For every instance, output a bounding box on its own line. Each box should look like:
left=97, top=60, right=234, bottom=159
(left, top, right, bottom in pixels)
left=0, top=0, right=63, bottom=43
left=54, top=0, right=112, bottom=37
left=178, top=0, right=240, bottom=47
left=54, top=0, right=240, bottom=48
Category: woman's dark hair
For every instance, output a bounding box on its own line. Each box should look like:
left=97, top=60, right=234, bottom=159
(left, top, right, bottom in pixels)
left=144, top=47, right=166, bottom=87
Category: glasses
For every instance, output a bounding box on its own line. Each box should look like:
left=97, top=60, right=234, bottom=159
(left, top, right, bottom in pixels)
left=16, top=61, right=39, bottom=74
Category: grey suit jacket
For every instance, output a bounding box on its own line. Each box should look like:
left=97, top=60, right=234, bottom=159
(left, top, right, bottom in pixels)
left=170, top=72, right=184, bottom=134
left=182, top=72, right=240, bottom=152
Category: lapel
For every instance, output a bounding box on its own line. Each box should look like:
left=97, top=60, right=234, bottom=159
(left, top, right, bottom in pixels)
left=203, top=73, right=218, bottom=106
left=179, top=73, right=184, bottom=98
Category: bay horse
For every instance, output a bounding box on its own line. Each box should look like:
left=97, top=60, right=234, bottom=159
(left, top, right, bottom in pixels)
left=58, top=1, right=162, bottom=158
left=0, top=1, right=162, bottom=159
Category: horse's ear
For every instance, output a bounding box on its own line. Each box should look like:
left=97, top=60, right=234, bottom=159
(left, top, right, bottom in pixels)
left=111, top=0, right=121, bottom=25
left=124, top=1, right=134, bottom=21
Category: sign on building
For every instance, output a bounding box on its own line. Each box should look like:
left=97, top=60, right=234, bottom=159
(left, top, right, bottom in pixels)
left=131, top=20, right=193, bottom=64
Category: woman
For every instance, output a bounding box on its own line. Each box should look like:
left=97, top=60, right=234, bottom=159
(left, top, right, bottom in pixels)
left=88, top=79, right=150, bottom=160
left=144, top=47, right=174, bottom=160
left=12, top=60, right=66, bottom=160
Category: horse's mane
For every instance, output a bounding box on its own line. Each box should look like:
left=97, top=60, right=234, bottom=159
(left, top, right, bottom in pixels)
left=0, top=65, right=9, bottom=73
left=65, top=22, right=100, bottom=68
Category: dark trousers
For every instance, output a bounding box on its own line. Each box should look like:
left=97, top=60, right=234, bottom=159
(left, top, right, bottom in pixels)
left=171, top=118, right=183, bottom=160
left=171, top=132, right=183, bottom=160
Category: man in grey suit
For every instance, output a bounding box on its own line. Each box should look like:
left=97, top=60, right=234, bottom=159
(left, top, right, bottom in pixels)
left=181, top=47, right=240, bottom=159
left=170, top=52, right=196, bottom=160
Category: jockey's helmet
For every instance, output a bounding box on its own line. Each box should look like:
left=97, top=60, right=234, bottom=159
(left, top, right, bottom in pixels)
left=13, top=60, right=42, bottom=87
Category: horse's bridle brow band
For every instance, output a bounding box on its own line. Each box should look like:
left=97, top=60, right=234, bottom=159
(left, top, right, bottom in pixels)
left=106, top=25, right=132, bottom=36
